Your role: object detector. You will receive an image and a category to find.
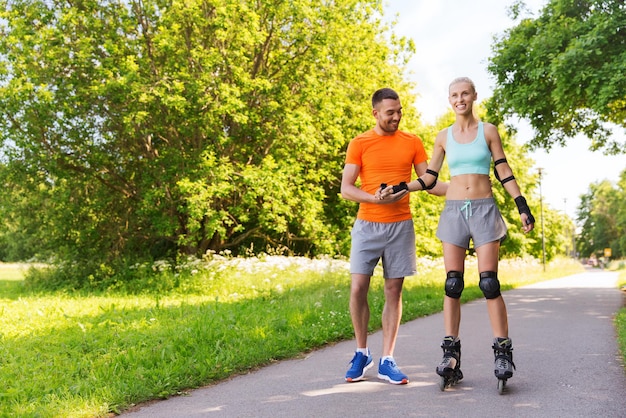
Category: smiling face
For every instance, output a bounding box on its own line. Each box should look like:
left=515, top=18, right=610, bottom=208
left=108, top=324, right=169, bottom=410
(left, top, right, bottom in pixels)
left=373, top=98, right=402, bottom=135
left=448, top=79, right=477, bottom=116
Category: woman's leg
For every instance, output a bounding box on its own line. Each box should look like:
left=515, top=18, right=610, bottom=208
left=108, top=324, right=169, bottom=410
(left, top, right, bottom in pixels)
left=475, top=241, right=508, bottom=337
left=442, top=242, right=466, bottom=336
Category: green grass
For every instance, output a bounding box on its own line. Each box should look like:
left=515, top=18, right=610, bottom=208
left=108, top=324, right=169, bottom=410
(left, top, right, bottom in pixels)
left=614, top=267, right=626, bottom=369
left=0, top=256, right=597, bottom=417
left=0, top=263, right=34, bottom=297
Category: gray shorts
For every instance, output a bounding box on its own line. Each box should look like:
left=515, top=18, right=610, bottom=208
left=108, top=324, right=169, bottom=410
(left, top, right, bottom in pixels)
left=436, top=198, right=507, bottom=249
left=350, top=219, right=416, bottom=279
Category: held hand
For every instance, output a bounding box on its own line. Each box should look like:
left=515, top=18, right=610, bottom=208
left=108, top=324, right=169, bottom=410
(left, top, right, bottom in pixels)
left=374, top=183, right=388, bottom=200
left=376, top=183, right=408, bottom=203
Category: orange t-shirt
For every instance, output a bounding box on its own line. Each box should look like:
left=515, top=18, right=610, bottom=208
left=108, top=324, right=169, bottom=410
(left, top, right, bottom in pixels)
left=345, top=129, right=428, bottom=223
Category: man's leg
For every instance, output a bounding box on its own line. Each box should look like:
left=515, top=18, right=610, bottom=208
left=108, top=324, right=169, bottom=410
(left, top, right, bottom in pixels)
left=349, top=273, right=371, bottom=348
left=377, top=276, right=408, bottom=384
left=345, top=273, right=374, bottom=382
left=381, top=277, right=404, bottom=357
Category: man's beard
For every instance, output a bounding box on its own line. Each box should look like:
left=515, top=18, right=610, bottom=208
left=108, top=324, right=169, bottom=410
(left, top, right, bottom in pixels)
left=382, top=122, right=399, bottom=133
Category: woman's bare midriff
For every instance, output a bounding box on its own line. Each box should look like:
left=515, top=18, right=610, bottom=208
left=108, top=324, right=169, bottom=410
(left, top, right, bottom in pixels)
left=446, top=174, right=493, bottom=200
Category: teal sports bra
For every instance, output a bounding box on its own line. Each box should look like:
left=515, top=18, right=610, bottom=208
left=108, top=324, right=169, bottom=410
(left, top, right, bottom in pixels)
left=447, top=122, right=491, bottom=176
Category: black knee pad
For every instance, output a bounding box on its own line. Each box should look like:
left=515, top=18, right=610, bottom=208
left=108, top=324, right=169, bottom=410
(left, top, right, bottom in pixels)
left=479, top=271, right=501, bottom=299
left=445, top=271, right=464, bottom=299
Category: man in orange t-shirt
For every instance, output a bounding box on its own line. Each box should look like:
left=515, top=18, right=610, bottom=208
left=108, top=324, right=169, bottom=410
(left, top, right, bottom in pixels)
left=341, top=88, right=447, bottom=384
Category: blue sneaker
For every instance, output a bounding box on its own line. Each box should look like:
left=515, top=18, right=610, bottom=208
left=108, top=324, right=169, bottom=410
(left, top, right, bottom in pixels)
left=345, top=351, right=373, bottom=382
left=377, top=358, right=409, bottom=384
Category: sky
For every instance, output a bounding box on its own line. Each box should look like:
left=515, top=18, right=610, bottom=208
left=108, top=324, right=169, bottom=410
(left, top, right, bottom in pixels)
left=383, top=0, right=624, bottom=220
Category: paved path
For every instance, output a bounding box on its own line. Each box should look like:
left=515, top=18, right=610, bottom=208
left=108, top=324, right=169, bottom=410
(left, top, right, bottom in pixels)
left=122, top=269, right=626, bottom=417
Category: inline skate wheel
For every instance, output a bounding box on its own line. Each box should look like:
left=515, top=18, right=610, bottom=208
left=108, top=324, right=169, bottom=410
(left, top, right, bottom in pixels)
left=497, top=378, right=506, bottom=394
left=439, top=376, right=446, bottom=391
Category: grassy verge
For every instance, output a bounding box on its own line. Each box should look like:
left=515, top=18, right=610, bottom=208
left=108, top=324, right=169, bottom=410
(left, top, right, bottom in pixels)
left=0, top=256, right=586, bottom=417
left=614, top=267, right=626, bottom=368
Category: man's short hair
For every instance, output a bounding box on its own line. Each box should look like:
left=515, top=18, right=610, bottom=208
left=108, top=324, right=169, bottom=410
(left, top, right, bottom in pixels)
left=372, top=88, right=399, bottom=108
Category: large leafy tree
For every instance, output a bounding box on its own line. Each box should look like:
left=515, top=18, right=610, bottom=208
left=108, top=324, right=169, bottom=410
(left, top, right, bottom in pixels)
left=487, top=0, right=626, bottom=154
left=577, top=170, right=626, bottom=259
left=0, top=0, right=417, bottom=269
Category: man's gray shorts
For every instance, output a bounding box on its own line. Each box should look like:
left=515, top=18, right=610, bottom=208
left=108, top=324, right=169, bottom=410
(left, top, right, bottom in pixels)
left=350, top=219, right=416, bottom=279
left=436, top=198, right=507, bottom=249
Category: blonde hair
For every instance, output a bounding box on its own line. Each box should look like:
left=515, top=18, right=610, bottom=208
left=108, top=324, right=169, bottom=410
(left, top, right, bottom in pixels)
left=449, top=77, right=476, bottom=93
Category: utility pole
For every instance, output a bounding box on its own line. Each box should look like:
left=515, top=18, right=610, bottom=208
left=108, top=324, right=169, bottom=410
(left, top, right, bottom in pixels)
left=564, top=198, right=570, bottom=257
left=538, top=168, right=546, bottom=271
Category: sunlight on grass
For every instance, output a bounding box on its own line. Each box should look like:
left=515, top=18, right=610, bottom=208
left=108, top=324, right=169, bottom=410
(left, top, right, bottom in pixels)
left=0, top=263, right=36, bottom=299
left=0, top=263, right=30, bottom=280
left=0, top=256, right=592, bottom=417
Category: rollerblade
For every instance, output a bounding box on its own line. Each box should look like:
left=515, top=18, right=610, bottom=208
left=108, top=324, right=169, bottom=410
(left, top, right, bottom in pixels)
left=436, top=336, right=463, bottom=391
left=493, top=337, right=516, bottom=394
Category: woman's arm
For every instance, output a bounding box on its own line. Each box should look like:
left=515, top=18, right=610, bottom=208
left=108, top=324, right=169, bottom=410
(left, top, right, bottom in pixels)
left=407, top=130, right=446, bottom=192
left=485, top=123, right=535, bottom=233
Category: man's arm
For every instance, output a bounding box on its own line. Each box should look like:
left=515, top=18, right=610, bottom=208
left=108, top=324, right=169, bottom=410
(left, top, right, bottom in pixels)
left=342, top=163, right=408, bottom=204
left=341, top=163, right=377, bottom=203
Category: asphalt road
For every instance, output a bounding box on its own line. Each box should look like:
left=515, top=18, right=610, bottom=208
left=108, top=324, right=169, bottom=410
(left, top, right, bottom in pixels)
left=121, top=268, right=626, bottom=417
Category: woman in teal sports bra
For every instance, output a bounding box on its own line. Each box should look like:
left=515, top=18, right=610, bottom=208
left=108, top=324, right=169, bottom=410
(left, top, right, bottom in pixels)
left=379, top=77, right=536, bottom=391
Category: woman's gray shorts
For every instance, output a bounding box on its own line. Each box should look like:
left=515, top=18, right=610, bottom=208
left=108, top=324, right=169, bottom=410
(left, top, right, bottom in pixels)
left=350, top=219, right=416, bottom=279
left=436, top=198, right=507, bottom=249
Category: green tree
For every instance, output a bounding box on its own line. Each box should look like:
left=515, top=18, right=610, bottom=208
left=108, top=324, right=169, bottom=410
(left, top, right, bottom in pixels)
left=487, top=0, right=626, bottom=154
left=531, top=200, right=576, bottom=262
left=577, top=170, right=626, bottom=259
left=0, top=1, right=417, bottom=273
left=616, top=171, right=626, bottom=258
